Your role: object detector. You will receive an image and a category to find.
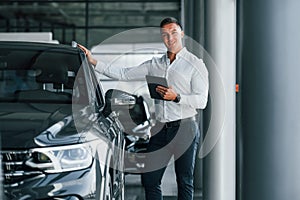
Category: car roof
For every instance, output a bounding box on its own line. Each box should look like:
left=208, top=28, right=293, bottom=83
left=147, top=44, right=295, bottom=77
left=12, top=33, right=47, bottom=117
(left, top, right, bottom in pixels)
left=0, top=41, right=84, bottom=73
left=0, top=41, right=78, bottom=52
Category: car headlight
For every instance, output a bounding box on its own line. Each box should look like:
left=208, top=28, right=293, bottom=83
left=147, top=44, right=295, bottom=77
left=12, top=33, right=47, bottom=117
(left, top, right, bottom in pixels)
left=25, top=143, right=93, bottom=173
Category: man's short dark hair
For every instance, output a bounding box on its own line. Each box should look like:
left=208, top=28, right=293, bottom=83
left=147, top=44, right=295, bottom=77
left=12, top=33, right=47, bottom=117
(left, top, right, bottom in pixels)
left=160, top=17, right=183, bottom=30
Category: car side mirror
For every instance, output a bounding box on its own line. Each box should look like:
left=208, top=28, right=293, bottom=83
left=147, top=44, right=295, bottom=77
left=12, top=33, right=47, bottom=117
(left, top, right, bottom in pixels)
left=103, top=89, right=151, bottom=136
left=108, top=90, right=136, bottom=106
left=103, top=89, right=136, bottom=117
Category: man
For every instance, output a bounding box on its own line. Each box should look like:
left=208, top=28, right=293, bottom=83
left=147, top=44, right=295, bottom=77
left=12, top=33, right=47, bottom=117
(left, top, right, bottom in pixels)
left=78, top=17, right=209, bottom=200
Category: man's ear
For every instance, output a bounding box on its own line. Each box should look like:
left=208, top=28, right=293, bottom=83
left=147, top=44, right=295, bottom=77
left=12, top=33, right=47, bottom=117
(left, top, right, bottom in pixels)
left=181, top=31, right=184, bottom=38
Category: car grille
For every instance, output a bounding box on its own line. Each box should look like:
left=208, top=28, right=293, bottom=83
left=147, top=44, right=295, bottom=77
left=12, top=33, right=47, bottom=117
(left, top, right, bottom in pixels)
left=1, top=150, right=43, bottom=185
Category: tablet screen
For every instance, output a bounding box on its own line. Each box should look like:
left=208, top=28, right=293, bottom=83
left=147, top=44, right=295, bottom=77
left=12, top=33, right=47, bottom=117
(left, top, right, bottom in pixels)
left=145, top=75, right=168, bottom=100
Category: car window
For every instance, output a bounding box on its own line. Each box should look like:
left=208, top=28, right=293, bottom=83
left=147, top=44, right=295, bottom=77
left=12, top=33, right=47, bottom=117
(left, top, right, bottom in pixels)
left=74, top=62, right=105, bottom=112
left=90, top=69, right=105, bottom=112
left=0, top=44, right=87, bottom=104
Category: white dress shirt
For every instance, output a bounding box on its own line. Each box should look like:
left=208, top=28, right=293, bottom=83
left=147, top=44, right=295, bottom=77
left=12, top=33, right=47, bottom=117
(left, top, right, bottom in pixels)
left=95, top=47, right=209, bottom=122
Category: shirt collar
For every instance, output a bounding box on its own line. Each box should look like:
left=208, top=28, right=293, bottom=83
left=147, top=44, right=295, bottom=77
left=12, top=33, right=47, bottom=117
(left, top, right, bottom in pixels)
left=176, top=47, right=187, bottom=58
left=164, top=47, right=187, bottom=61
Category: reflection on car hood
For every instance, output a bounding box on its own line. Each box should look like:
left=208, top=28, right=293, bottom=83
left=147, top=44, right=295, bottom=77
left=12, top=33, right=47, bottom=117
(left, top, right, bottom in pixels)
left=0, top=102, right=81, bottom=149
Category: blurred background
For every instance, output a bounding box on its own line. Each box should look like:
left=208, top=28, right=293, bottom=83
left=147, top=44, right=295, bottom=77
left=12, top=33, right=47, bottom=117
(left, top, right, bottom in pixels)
left=0, top=0, right=183, bottom=46
left=1, top=0, right=300, bottom=200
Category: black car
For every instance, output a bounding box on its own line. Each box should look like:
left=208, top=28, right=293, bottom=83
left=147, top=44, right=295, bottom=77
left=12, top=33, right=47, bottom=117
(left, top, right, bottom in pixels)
left=0, top=41, right=147, bottom=200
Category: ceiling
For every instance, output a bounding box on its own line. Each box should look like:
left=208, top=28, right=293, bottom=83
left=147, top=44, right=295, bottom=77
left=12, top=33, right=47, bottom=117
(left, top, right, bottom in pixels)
left=0, top=0, right=181, bottom=47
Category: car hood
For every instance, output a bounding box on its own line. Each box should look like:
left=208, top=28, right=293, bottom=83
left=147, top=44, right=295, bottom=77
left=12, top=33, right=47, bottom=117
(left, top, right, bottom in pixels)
left=0, top=102, right=83, bottom=149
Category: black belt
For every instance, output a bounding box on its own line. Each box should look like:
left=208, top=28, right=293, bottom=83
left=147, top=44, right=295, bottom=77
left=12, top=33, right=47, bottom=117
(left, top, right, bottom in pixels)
left=165, top=120, right=181, bottom=128
left=163, top=116, right=196, bottom=128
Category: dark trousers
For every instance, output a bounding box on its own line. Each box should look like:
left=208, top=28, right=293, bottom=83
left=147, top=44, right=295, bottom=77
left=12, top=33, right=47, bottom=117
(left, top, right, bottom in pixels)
left=141, top=117, right=200, bottom=200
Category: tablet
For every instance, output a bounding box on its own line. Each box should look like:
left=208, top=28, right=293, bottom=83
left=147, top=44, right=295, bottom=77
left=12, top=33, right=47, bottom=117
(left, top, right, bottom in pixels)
left=145, top=75, right=168, bottom=100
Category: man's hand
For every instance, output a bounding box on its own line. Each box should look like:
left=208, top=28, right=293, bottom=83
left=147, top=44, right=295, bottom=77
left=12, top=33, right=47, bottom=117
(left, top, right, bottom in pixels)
left=156, top=85, right=177, bottom=101
left=77, top=44, right=98, bottom=66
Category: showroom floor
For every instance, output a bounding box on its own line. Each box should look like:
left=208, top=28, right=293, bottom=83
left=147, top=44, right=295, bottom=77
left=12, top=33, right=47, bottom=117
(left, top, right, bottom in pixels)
left=125, top=163, right=202, bottom=200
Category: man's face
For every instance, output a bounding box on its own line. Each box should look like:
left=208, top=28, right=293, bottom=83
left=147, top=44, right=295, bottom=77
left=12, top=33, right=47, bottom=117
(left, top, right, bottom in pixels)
left=160, top=23, right=184, bottom=53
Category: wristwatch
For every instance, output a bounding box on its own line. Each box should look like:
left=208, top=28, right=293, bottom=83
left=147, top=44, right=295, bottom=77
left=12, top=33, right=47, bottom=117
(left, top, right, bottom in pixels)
left=173, top=94, right=181, bottom=103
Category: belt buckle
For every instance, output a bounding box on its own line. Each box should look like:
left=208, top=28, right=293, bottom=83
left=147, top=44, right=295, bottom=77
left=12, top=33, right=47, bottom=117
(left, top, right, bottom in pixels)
left=165, top=122, right=171, bottom=128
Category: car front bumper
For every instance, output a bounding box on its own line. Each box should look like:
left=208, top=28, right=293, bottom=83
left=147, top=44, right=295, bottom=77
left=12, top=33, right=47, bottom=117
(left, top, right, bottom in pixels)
left=3, top=160, right=102, bottom=200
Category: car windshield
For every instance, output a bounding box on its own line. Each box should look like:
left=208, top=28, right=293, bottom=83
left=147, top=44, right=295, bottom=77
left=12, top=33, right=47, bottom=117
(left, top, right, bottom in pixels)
left=0, top=43, right=88, bottom=104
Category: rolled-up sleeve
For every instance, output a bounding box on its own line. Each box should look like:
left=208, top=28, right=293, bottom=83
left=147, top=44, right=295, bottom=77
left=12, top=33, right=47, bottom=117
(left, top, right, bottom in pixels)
left=179, top=59, right=209, bottom=109
left=180, top=67, right=209, bottom=109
